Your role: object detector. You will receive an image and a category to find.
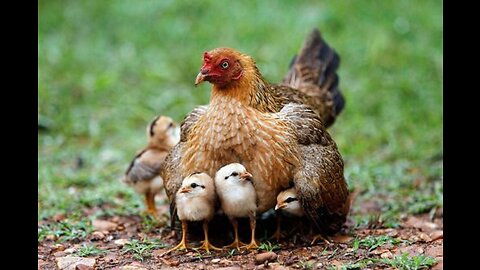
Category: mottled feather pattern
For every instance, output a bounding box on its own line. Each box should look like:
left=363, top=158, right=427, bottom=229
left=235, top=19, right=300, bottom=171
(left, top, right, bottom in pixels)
left=281, top=28, right=344, bottom=128
left=180, top=97, right=300, bottom=212
left=294, top=144, right=349, bottom=234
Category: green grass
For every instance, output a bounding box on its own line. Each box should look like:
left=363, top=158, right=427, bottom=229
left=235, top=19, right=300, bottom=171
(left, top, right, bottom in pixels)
left=352, top=235, right=404, bottom=252
left=341, top=253, right=437, bottom=270
left=121, top=238, right=165, bottom=261
left=76, top=243, right=107, bottom=257
left=257, top=240, right=281, bottom=252
left=38, top=0, right=442, bottom=238
left=38, top=216, right=93, bottom=243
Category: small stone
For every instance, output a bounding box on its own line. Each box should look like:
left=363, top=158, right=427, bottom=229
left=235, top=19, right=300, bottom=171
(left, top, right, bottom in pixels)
left=211, top=259, right=221, bottom=264
left=380, top=251, right=393, bottom=259
left=119, top=262, right=149, bottom=270
left=56, top=256, right=96, bottom=270
left=64, top=247, right=76, bottom=254
left=419, top=233, right=431, bottom=242
left=52, top=243, right=66, bottom=252
left=114, top=239, right=130, bottom=246
left=54, top=251, right=67, bottom=257
left=92, top=219, right=118, bottom=231
left=91, top=231, right=105, bottom=240
left=430, top=230, right=443, bottom=241
left=255, top=252, right=278, bottom=265
left=75, top=264, right=93, bottom=270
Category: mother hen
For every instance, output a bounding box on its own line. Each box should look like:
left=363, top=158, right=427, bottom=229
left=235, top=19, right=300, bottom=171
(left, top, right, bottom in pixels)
left=161, top=28, right=350, bottom=235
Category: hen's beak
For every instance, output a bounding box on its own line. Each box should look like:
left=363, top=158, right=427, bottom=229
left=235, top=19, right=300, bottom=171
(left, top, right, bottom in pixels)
left=275, top=203, right=287, bottom=211
left=179, top=187, right=191, bottom=193
left=195, top=72, right=206, bottom=86
left=240, top=172, right=253, bottom=181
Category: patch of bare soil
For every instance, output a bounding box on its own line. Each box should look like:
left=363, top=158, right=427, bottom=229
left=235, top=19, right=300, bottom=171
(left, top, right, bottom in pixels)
left=38, top=205, right=443, bottom=270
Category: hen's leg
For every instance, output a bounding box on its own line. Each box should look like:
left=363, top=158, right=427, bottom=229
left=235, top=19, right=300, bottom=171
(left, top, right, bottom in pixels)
left=270, top=212, right=285, bottom=241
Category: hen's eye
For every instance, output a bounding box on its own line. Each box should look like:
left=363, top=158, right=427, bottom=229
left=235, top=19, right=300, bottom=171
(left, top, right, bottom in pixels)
left=231, top=172, right=238, bottom=177
left=190, top=183, right=198, bottom=188
left=285, top=197, right=298, bottom=203
left=221, top=61, right=229, bottom=69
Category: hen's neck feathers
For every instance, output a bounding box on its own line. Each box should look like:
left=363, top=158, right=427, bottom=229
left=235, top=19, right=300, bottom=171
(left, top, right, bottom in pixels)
left=210, top=57, right=280, bottom=113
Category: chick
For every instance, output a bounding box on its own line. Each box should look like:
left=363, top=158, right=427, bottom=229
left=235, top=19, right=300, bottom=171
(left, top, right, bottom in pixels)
left=123, top=115, right=179, bottom=217
left=275, top=187, right=304, bottom=216
left=214, top=163, right=259, bottom=250
left=275, top=187, right=329, bottom=244
left=166, top=172, right=221, bottom=254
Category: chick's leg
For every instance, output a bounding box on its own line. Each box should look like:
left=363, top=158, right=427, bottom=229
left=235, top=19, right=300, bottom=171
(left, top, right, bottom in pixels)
left=164, top=220, right=189, bottom=255
left=224, top=218, right=247, bottom=250
left=244, top=213, right=259, bottom=250
left=144, top=191, right=158, bottom=217
left=197, top=220, right=221, bottom=253
left=270, top=212, right=284, bottom=241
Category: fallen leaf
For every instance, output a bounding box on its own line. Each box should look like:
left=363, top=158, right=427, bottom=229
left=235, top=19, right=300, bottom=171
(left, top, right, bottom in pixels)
left=75, top=264, right=93, bottom=270
left=92, top=219, right=118, bottom=231
left=255, top=252, right=278, bottom=265
left=330, top=234, right=353, bottom=244
left=429, top=230, right=443, bottom=241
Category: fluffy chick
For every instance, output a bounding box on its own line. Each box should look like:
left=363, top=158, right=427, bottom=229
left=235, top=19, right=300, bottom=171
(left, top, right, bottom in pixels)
left=214, top=163, right=259, bottom=250
left=123, top=115, right=179, bottom=216
left=166, top=172, right=221, bottom=254
left=275, top=187, right=329, bottom=244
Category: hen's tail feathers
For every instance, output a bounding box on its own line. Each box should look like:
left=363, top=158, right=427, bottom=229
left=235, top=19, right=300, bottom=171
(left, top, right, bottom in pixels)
left=283, top=28, right=345, bottom=118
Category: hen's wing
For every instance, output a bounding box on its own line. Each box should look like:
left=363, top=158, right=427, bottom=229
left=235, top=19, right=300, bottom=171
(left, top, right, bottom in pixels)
left=160, top=105, right=207, bottom=227
left=279, top=103, right=350, bottom=234
left=124, top=149, right=167, bottom=184
left=280, top=28, right=344, bottom=128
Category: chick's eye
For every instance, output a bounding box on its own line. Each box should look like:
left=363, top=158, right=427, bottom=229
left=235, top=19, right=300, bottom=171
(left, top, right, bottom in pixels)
left=190, top=183, right=198, bottom=188
left=231, top=172, right=238, bottom=177
left=221, top=61, right=229, bottom=69
left=168, top=122, right=174, bottom=129
left=285, top=197, right=298, bottom=203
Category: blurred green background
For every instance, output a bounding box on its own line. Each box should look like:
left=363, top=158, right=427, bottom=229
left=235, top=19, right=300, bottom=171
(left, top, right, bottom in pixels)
left=38, top=1, right=442, bottom=224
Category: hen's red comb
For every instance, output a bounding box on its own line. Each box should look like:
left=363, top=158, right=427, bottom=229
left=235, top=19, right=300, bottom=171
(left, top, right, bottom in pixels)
left=203, top=51, right=212, bottom=63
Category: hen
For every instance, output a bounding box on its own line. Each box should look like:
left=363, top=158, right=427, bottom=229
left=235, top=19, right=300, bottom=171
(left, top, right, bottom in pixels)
left=162, top=28, right=350, bottom=236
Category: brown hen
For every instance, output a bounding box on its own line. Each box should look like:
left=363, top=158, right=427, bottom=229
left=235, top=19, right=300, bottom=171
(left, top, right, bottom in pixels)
left=161, top=28, right=349, bottom=235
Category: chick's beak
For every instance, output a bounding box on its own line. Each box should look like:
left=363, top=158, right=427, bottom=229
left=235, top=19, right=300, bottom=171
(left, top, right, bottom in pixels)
left=239, top=172, right=253, bottom=181
left=179, top=187, right=191, bottom=193
left=275, top=203, right=287, bottom=211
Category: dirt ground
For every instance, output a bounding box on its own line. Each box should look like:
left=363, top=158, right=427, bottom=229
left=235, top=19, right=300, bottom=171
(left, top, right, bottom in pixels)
left=38, top=194, right=443, bottom=270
